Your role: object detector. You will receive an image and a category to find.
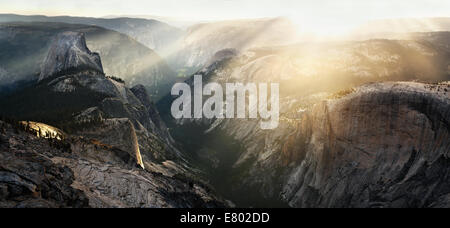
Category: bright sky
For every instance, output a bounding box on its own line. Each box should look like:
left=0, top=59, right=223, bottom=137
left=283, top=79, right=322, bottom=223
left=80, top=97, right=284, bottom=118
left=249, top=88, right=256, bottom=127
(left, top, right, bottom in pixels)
left=0, top=0, right=449, bottom=34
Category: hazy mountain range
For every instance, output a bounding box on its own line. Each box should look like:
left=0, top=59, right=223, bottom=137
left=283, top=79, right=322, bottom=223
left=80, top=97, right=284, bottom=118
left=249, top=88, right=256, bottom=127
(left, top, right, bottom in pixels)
left=0, top=14, right=299, bottom=76
left=0, top=14, right=183, bottom=52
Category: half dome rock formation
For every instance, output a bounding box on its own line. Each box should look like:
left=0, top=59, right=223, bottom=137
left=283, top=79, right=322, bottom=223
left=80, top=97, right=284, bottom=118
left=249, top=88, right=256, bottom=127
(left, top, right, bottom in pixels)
left=34, top=30, right=182, bottom=166
left=39, top=31, right=103, bottom=81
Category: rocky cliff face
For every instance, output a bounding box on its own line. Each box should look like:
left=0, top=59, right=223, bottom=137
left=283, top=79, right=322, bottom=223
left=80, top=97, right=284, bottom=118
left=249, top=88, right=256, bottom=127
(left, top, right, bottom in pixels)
left=280, top=82, right=450, bottom=208
left=130, top=84, right=174, bottom=143
left=0, top=121, right=89, bottom=208
left=39, top=32, right=103, bottom=81
left=208, top=82, right=450, bottom=208
left=172, top=81, right=450, bottom=208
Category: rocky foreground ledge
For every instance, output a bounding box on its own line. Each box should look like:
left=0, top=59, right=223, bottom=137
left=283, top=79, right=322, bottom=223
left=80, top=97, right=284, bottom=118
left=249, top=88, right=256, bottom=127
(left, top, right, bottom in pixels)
left=0, top=120, right=228, bottom=208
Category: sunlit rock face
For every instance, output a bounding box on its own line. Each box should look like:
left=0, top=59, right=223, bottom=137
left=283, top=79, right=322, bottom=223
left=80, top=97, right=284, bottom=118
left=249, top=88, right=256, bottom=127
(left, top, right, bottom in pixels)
left=19, top=121, right=65, bottom=140
left=39, top=32, right=103, bottom=81
left=281, top=82, right=450, bottom=208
